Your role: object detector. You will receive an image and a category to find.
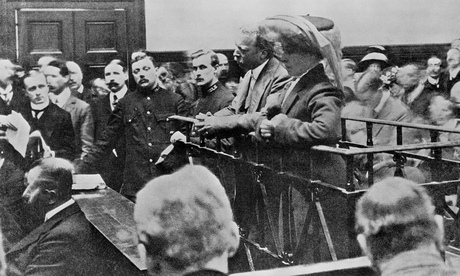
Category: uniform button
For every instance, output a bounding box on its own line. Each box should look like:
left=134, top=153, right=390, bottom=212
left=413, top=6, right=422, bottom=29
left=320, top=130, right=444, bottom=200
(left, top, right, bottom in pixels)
left=147, top=97, right=151, bottom=100
left=147, top=127, right=151, bottom=131
left=147, top=111, right=151, bottom=115
left=148, top=142, right=152, bottom=146
left=149, top=159, right=153, bottom=163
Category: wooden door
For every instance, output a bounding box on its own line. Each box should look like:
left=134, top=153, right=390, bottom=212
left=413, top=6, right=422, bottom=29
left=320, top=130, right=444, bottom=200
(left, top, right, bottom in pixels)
left=74, top=9, right=128, bottom=84
left=17, top=8, right=128, bottom=84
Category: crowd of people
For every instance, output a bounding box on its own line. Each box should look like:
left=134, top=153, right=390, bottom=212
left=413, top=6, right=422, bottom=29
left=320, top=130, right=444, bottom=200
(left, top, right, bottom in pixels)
left=0, top=12, right=459, bottom=276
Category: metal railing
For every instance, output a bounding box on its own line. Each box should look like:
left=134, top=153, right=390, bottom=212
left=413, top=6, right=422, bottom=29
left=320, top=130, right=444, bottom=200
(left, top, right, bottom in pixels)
left=169, top=116, right=460, bottom=270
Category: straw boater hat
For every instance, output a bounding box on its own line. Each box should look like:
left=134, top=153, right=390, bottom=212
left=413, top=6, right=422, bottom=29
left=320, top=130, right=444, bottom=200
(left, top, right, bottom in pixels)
left=264, top=15, right=343, bottom=90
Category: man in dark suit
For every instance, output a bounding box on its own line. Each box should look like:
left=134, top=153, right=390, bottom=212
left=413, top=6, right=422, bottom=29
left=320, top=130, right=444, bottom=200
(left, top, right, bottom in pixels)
left=19, top=70, right=75, bottom=164
left=43, top=59, right=94, bottom=162
left=443, top=48, right=460, bottom=95
left=91, top=59, right=129, bottom=192
left=80, top=52, right=188, bottom=201
left=66, top=61, right=97, bottom=103
left=398, top=63, right=437, bottom=120
left=6, top=158, right=105, bottom=276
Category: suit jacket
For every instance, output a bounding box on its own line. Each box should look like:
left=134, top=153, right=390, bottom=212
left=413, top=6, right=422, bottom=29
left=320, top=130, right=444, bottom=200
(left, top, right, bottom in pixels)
left=6, top=203, right=105, bottom=276
left=72, top=86, right=97, bottom=104
left=216, top=57, right=290, bottom=116
left=374, top=96, right=411, bottom=146
left=20, top=103, right=75, bottom=162
left=90, top=92, right=128, bottom=192
left=62, top=94, right=94, bottom=160
left=82, top=86, right=189, bottom=197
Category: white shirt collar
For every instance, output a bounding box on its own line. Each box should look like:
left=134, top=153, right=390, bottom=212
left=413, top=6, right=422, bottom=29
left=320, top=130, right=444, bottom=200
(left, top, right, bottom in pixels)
left=109, top=86, right=128, bottom=109
left=52, top=87, right=71, bottom=108
left=450, top=67, right=460, bottom=80
left=427, top=76, right=439, bottom=85
left=251, top=59, right=269, bottom=81
left=44, top=198, right=75, bottom=222
left=77, top=85, right=84, bottom=94
left=374, top=90, right=391, bottom=115
left=0, top=84, right=12, bottom=95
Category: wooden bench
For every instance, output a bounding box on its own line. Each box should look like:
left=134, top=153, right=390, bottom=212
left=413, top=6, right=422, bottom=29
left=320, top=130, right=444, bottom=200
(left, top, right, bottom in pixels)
left=231, top=257, right=375, bottom=276
left=73, top=187, right=147, bottom=275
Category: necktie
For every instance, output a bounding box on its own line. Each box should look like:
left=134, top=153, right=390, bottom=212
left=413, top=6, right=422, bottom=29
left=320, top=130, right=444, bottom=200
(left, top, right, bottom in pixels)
left=32, top=107, right=46, bottom=119
left=1, top=93, right=11, bottom=105
left=112, top=94, right=118, bottom=110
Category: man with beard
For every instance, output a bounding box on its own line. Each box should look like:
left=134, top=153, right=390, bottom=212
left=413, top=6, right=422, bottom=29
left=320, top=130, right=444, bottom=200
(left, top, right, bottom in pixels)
left=6, top=158, right=109, bottom=276
left=66, top=61, right=97, bottom=103
left=79, top=52, right=188, bottom=201
left=90, top=59, right=129, bottom=192
left=398, top=64, right=436, bottom=120
left=43, top=59, right=94, bottom=162
left=216, top=53, right=230, bottom=84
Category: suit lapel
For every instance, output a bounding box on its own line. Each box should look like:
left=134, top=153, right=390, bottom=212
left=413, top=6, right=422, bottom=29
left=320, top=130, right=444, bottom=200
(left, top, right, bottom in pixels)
left=7, top=203, right=81, bottom=254
left=250, top=59, right=278, bottom=113
left=233, top=72, right=251, bottom=112
left=63, top=95, right=77, bottom=114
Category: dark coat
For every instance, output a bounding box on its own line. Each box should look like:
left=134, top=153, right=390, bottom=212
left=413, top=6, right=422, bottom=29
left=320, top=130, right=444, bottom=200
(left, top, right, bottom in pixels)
left=255, top=64, right=346, bottom=186
left=192, top=82, right=234, bottom=116
left=90, top=92, right=128, bottom=192
left=20, top=103, right=76, bottom=162
left=83, top=86, right=188, bottom=197
left=6, top=203, right=105, bottom=276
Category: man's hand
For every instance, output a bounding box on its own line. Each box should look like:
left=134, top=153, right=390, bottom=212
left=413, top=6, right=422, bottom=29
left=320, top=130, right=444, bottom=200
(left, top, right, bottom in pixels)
left=259, top=113, right=288, bottom=139
left=0, top=115, right=17, bottom=131
left=194, top=112, right=215, bottom=136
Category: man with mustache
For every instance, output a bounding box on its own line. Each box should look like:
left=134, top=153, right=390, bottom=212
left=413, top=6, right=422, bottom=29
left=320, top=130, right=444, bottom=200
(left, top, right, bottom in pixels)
left=80, top=52, right=188, bottom=201
left=90, top=59, right=129, bottom=192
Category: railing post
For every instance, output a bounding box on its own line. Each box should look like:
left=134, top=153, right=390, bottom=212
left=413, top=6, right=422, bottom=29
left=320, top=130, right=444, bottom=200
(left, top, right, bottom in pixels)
left=341, top=118, right=347, bottom=142
left=366, top=122, right=374, bottom=186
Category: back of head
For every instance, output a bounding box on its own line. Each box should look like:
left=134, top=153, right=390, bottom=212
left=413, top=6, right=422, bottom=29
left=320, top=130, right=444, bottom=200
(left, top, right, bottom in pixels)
left=28, top=157, right=75, bottom=200
left=134, top=165, right=238, bottom=274
left=356, top=177, right=441, bottom=264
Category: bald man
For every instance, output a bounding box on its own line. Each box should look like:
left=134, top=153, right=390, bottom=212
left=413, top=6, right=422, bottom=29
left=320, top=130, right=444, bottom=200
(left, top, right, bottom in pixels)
left=66, top=61, right=96, bottom=103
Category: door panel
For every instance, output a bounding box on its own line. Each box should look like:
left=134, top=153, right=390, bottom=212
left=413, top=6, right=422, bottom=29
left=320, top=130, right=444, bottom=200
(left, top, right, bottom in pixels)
left=74, top=9, right=128, bottom=84
left=18, top=10, right=74, bottom=67
left=18, top=8, right=128, bottom=84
